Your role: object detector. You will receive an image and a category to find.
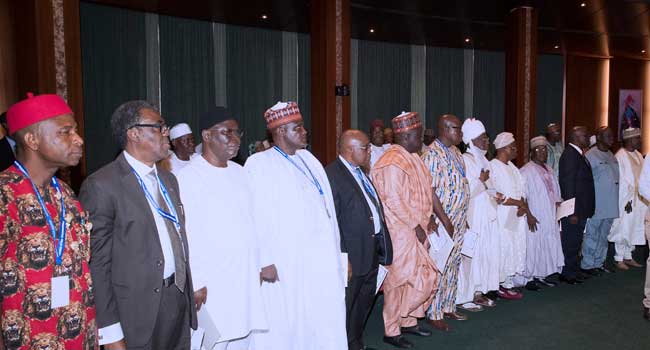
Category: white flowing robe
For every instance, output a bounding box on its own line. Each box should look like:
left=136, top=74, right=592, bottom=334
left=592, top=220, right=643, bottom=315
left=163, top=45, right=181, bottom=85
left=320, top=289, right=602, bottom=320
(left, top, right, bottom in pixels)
left=176, top=157, right=268, bottom=345
left=245, top=148, right=347, bottom=350
left=490, top=159, right=527, bottom=282
left=456, top=148, right=501, bottom=303
left=519, top=162, right=565, bottom=278
left=610, top=149, right=648, bottom=246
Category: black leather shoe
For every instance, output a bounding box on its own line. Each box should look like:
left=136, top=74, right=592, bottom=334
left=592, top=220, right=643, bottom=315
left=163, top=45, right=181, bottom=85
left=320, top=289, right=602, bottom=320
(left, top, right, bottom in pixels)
left=525, top=281, right=541, bottom=291
left=644, top=307, right=650, bottom=321
left=598, top=266, right=613, bottom=274
left=577, top=271, right=591, bottom=280
left=559, top=275, right=578, bottom=285
left=582, top=268, right=601, bottom=277
left=401, top=325, right=432, bottom=337
left=383, top=335, right=414, bottom=349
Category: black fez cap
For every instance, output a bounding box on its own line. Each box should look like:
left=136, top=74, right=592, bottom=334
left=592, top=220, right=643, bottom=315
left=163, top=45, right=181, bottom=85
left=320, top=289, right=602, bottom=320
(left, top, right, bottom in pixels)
left=199, top=106, right=237, bottom=132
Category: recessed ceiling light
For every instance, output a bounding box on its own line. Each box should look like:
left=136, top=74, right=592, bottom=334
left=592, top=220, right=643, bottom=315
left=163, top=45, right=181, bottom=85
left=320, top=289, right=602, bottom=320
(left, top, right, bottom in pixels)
left=643, top=50, right=647, bottom=53
left=464, top=37, right=471, bottom=43
left=369, top=28, right=375, bottom=33
left=580, top=2, right=586, bottom=7
left=554, top=45, right=560, bottom=49
left=261, top=14, right=268, bottom=19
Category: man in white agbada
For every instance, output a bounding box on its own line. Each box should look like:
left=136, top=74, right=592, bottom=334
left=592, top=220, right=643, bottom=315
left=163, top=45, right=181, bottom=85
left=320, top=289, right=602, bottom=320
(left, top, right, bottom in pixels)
left=369, top=119, right=389, bottom=169
left=610, top=127, right=647, bottom=270
left=490, top=132, right=535, bottom=298
left=244, top=101, right=347, bottom=350
left=176, top=107, right=267, bottom=350
left=519, top=136, right=565, bottom=288
left=456, top=118, right=501, bottom=310
left=168, top=122, right=196, bottom=173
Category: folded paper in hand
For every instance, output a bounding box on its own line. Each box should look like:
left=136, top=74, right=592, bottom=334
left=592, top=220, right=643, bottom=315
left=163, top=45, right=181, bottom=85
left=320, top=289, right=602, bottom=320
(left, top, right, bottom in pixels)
left=556, top=198, right=575, bottom=221
left=376, top=264, right=388, bottom=294
left=428, top=226, right=454, bottom=268
left=190, top=307, right=220, bottom=350
left=460, top=229, right=478, bottom=258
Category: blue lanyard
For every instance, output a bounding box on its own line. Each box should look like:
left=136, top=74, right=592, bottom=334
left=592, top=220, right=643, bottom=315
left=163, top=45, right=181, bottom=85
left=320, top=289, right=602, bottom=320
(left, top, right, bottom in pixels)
left=436, top=139, right=466, bottom=178
left=14, top=161, right=66, bottom=266
left=355, top=168, right=378, bottom=200
left=129, top=167, right=181, bottom=231
left=274, top=146, right=324, bottom=196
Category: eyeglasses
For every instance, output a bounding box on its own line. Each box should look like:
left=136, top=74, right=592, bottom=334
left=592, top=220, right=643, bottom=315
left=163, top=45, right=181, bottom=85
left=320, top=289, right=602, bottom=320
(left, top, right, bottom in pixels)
left=214, top=128, right=244, bottom=138
left=129, top=123, right=169, bottom=133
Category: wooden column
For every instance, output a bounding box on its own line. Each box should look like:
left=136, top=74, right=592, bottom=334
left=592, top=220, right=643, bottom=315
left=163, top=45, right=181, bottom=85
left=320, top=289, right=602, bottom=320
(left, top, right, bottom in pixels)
left=310, top=0, right=350, bottom=164
left=505, top=6, right=538, bottom=166
left=11, top=0, right=85, bottom=189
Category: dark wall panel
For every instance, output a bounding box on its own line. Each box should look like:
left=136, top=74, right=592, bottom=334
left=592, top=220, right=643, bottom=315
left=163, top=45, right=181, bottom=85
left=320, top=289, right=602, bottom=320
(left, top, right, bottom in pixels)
left=536, top=54, right=564, bottom=135
left=426, top=46, right=464, bottom=128
left=80, top=2, right=147, bottom=174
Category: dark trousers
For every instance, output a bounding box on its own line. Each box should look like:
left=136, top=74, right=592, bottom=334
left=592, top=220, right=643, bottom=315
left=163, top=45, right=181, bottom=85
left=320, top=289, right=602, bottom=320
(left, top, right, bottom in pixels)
left=129, top=281, right=191, bottom=350
left=561, top=217, right=586, bottom=279
left=346, top=266, right=378, bottom=350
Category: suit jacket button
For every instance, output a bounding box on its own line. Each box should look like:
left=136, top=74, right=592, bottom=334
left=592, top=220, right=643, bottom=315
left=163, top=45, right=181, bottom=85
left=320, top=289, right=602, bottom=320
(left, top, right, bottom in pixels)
left=369, top=216, right=374, bottom=221
left=154, top=288, right=160, bottom=293
left=156, top=260, right=163, bottom=267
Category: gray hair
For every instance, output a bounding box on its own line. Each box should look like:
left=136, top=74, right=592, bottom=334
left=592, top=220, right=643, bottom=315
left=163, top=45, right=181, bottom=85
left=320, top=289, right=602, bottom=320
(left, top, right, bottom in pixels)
left=110, top=100, right=156, bottom=149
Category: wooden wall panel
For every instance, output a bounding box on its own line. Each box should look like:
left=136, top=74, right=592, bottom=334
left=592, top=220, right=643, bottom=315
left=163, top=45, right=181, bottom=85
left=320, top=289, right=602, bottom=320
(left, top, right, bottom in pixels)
left=0, top=0, right=18, bottom=112
left=564, top=55, right=609, bottom=134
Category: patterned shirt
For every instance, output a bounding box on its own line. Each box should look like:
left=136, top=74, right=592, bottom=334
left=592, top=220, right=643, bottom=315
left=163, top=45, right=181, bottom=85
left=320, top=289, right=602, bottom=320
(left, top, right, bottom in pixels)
left=421, top=140, right=470, bottom=237
left=0, top=165, right=97, bottom=350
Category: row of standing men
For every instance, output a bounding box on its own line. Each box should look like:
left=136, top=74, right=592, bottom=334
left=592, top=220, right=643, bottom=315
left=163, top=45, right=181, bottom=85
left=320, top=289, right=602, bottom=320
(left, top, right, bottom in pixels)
left=0, top=93, right=647, bottom=350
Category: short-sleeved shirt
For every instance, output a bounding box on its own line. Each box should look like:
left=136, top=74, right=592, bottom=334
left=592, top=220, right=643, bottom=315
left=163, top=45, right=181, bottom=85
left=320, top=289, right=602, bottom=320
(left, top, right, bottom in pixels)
left=0, top=165, right=97, bottom=350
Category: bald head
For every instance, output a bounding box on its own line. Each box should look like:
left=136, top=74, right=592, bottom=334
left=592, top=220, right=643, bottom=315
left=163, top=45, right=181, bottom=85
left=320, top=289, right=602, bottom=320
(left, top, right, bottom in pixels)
left=437, top=114, right=463, bottom=146
left=569, top=126, right=589, bottom=149
left=339, top=129, right=371, bottom=168
left=595, top=126, right=614, bottom=150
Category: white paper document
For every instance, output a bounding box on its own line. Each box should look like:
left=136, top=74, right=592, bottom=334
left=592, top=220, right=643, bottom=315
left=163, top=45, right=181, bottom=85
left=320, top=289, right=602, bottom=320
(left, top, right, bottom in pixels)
left=190, top=307, right=221, bottom=350
left=428, top=226, right=454, bottom=269
left=341, top=252, right=349, bottom=288
left=375, top=264, right=388, bottom=294
left=556, top=198, right=576, bottom=221
left=460, top=229, right=478, bottom=258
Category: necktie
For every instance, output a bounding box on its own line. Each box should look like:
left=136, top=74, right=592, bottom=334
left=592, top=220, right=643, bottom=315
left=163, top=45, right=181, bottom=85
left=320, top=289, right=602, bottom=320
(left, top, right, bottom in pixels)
left=147, top=172, right=187, bottom=292
left=355, top=167, right=383, bottom=219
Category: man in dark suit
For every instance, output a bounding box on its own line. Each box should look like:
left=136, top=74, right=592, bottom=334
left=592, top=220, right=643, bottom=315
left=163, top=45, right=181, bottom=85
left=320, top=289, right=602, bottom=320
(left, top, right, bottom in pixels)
left=558, top=126, right=595, bottom=284
left=326, top=130, right=393, bottom=350
left=0, top=112, right=16, bottom=171
left=79, top=101, right=200, bottom=350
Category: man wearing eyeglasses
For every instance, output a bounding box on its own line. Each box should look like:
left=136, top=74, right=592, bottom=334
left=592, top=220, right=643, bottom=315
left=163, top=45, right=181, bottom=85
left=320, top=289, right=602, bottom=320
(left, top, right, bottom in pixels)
left=176, top=107, right=267, bottom=349
left=80, top=100, right=200, bottom=350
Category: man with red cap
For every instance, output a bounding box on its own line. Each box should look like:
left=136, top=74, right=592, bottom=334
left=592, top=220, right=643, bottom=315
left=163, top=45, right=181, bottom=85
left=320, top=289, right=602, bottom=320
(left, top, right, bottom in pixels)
left=245, top=101, right=347, bottom=349
left=0, top=93, right=97, bottom=349
left=371, top=111, right=440, bottom=348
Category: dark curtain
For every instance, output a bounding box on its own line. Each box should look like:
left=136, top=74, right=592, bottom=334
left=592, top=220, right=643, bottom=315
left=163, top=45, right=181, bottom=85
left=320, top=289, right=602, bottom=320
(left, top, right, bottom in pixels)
left=357, top=40, right=412, bottom=131
left=298, top=33, right=311, bottom=132
left=226, top=25, right=283, bottom=157
left=159, top=15, right=216, bottom=140
left=80, top=2, right=147, bottom=174
left=536, top=54, right=564, bottom=135
left=426, top=46, right=465, bottom=128
left=473, top=50, right=506, bottom=138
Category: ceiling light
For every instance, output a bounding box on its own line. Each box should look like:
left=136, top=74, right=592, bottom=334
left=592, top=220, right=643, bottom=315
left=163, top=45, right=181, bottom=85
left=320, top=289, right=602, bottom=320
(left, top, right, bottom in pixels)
left=554, top=45, right=560, bottom=49
left=261, top=14, right=268, bottom=19
left=580, top=2, right=586, bottom=7
left=369, top=28, right=375, bottom=33
left=643, top=50, right=647, bottom=53
left=464, top=37, right=471, bottom=43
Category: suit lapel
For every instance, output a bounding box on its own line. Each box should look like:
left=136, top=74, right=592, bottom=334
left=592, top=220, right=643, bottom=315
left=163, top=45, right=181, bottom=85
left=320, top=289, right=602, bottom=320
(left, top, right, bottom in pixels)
left=116, top=154, right=165, bottom=253
left=336, top=158, right=369, bottom=210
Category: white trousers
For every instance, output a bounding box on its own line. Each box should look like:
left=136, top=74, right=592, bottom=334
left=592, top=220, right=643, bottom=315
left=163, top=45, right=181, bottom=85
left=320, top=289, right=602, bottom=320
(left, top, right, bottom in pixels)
left=614, top=242, right=635, bottom=262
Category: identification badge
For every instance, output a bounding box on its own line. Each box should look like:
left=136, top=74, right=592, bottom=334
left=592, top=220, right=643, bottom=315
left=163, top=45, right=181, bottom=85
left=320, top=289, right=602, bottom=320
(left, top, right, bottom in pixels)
left=51, top=276, right=70, bottom=308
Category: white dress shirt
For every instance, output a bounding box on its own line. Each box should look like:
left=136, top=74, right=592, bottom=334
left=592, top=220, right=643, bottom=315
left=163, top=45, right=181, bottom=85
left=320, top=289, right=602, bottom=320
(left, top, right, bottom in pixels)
left=569, top=143, right=583, bottom=155
left=99, top=151, right=178, bottom=345
left=339, top=156, right=381, bottom=234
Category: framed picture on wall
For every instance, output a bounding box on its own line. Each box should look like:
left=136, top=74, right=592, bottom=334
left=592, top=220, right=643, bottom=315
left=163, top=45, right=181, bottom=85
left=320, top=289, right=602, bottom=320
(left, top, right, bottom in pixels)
left=618, top=89, right=642, bottom=141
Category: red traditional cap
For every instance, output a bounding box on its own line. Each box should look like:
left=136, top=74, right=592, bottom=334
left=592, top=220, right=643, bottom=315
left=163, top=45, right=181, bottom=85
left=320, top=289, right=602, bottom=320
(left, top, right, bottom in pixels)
left=391, top=111, right=421, bottom=133
left=264, top=101, right=302, bottom=129
left=370, top=119, right=384, bottom=129
left=7, top=92, right=73, bottom=135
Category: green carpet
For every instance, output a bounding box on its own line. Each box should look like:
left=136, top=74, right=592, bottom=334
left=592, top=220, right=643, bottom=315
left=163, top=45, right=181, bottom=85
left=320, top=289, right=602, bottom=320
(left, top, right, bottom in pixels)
left=363, top=251, right=650, bottom=350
